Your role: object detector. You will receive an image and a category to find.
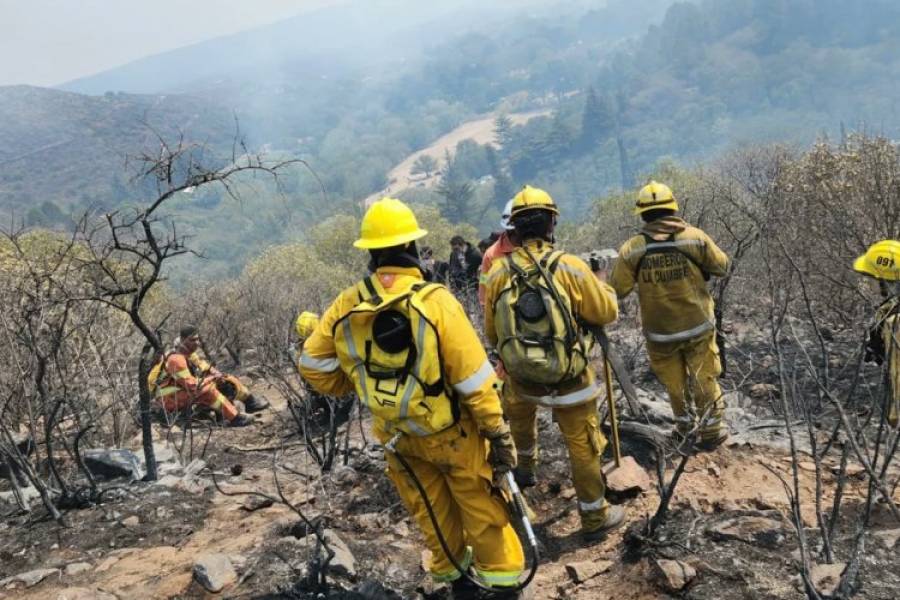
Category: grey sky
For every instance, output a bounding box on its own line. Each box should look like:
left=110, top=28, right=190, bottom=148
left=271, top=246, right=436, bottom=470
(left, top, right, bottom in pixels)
left=0, top=0, right=338, bottom=87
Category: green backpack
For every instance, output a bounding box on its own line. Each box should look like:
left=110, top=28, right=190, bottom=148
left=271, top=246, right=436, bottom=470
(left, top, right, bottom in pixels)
left=493, top=248, right=589, bottom=386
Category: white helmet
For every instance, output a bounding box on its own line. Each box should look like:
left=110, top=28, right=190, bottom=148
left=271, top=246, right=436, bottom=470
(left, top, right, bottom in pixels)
left=499, top=199, right=515, bottom=231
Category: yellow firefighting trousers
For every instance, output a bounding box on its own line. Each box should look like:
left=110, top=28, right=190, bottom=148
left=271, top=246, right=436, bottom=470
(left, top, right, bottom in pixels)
left=501, top=384, right=610, bottom=532
left=646, top=331, right=725, bottom=441
left=381, top=418, right=524, bottom=586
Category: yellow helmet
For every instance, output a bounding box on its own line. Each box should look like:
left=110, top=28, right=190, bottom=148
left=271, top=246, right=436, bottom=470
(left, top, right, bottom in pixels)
left=635, top=180, right=678, bottom=215
left=295, top=311, right=320, bottom=341
left=853, top=240, right=900, bottom=281
left=354, top=197, right=428, bottom=249
left=510, top=185, right=559, bottom=218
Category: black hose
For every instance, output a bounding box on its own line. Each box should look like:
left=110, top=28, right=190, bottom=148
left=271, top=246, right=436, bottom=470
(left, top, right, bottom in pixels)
left=388, top=445, right=540, bottom=594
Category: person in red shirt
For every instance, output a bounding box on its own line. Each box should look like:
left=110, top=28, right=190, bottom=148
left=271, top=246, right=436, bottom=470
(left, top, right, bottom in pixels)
left=478, top=199, right=517, bottom=307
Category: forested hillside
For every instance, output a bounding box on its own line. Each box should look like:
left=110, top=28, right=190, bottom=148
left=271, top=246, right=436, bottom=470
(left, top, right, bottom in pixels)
left=3, top=0, right=900, bottom=279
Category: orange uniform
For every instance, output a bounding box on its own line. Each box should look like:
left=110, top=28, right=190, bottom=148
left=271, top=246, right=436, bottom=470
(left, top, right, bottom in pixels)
left=155, top=352, right=239, bottom=421
left=477, top=232, right=517, bottom=306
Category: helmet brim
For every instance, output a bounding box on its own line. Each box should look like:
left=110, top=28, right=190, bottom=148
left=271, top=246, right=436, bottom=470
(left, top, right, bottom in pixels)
left=353, top=227, right=428, bottom=249
left=634, top=200, right=678, bottom=215
left=510, top=205, right=559, bottom=218
left=853, top=254, right=871, bottom=276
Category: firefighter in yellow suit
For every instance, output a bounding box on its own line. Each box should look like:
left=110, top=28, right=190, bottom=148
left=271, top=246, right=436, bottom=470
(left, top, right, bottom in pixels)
left=609, top=181, right=730, bottom=449
left=854, top=240, right=900, bottom=427
left=483, top=185, right=625, bottom=542
left=298, top=198, right=524, bottom=599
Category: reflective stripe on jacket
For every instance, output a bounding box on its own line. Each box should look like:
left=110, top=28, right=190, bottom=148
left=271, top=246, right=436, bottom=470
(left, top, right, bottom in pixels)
left=299, top=266, right=505, bottom=436
left=156, top=351, right=211, bottom=398
left=483, top=240, right=618, bottom=407
left=478, top=232, right=516, bottom=306
left=610, top=217, right=729, bottom=344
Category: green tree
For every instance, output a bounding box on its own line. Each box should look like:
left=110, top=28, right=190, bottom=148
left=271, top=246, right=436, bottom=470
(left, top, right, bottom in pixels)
left=410, top=154, right=439, bottom=177
left=542, top=111, right=574, bottom=162
left=436, top=179, right=476, bottom=224
left=579, top=87, right=615, bottom=151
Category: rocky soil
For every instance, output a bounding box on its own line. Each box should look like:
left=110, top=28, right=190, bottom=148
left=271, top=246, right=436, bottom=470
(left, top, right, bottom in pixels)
left=2, top=362, right=900, bottom=599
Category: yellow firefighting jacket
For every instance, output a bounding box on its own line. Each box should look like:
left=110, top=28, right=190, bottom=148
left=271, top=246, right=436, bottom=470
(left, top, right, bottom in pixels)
left=299, top=266, right=504, bottom=438
left=483, top=239, right=619, bottom=406
left=610, top=216, right=729, bottom=344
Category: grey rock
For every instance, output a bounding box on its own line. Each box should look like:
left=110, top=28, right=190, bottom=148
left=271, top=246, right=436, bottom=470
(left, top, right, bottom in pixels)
left=193, top=553, right=237, bottom=593
left=0, top=567, right=59, bottom=588
left=749, top=383, right=778, bottom=399
left=564, top=559, right=612, bottom=584
left=183, top=458, right=207, bottom=478
left=708, top=516, right=785, bottom=548
left=83, top=449, right=143, bottom=481
left=355, top=512, right=383, bottom=529
left=873, top=528, right=900, bottom=548
left=635, top=396, right=675, bottom=425
left=323, top=529, right=357, bottom=578
left=603, top=456, right=651, bottom=499
left=63, top=562, right=93, bottom=576
left=0, top=485, right=40, bottom=507
left=121, top=516, right=139, bottom=527
left=241, top=495, right=274, bottom=512
left=151, top=442, right=178, bottom=465
left=332, top=465, right=358, bottom=486
left=810, top=562, right=846, bottom=597
left=653, top=559, right=696, bottom=592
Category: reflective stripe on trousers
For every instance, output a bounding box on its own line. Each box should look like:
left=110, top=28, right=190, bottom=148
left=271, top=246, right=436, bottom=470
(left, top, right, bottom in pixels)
left=645, top=320, right=714, bottom=343
left=516, top=381, right=600, bottom=407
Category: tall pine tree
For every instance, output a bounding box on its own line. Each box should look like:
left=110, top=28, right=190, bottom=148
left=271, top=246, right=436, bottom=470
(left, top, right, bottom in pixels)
left=578, top=87, right=615, bottom=152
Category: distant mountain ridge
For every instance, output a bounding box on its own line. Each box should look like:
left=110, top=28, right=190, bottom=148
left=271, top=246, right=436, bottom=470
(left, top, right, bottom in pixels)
left=0, top=85, right=236, bottom=220
left=58, top=0, right=565, bottom=97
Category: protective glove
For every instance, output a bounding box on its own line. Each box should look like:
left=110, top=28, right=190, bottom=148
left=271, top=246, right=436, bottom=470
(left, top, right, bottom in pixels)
left=483, top=421, right=517, bottom=485
left=866, top=328, right=886, bottom=365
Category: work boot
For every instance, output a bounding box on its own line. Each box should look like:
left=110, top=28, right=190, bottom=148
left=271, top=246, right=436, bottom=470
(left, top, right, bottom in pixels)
left=228, top=414, right=255, bottom=428
left=582, top=504, right=626, bottom=543
left=450, top=576, right=481, bottom=600
left=696, top=430, right=729, bottom=452
left=513, top=466, right=536, bottom=488
left=487, top=586, right=531, bottom=599
left=243, top=394, right=270, bottom=413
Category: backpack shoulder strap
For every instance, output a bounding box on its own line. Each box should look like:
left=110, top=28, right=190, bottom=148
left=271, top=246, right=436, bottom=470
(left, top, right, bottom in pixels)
left=546, top=250, right=565, bottom=274
left=359, top=275, right=383, bottom=306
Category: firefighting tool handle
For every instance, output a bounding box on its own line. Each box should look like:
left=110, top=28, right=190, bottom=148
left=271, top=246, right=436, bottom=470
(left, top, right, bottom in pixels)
left=503, top=471, right=539, bottom=551
left=384, top=432, right=539, bottom=593
left=601, top=349, right=622, bottom=468
left=584, top=323, right=642, bottom=418
left=715, top=304, right=727, bottom=377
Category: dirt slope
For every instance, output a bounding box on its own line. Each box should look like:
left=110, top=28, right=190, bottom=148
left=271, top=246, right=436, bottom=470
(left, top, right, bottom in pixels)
left=363, top=110, right=550, bottom=206
left=4, top=370, right=899, bottom=600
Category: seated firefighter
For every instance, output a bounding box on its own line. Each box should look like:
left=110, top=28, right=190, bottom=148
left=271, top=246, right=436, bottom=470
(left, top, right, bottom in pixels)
left=149, top=325, right=268, bottom=427
left=855, top=240, right=900, bottom=426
